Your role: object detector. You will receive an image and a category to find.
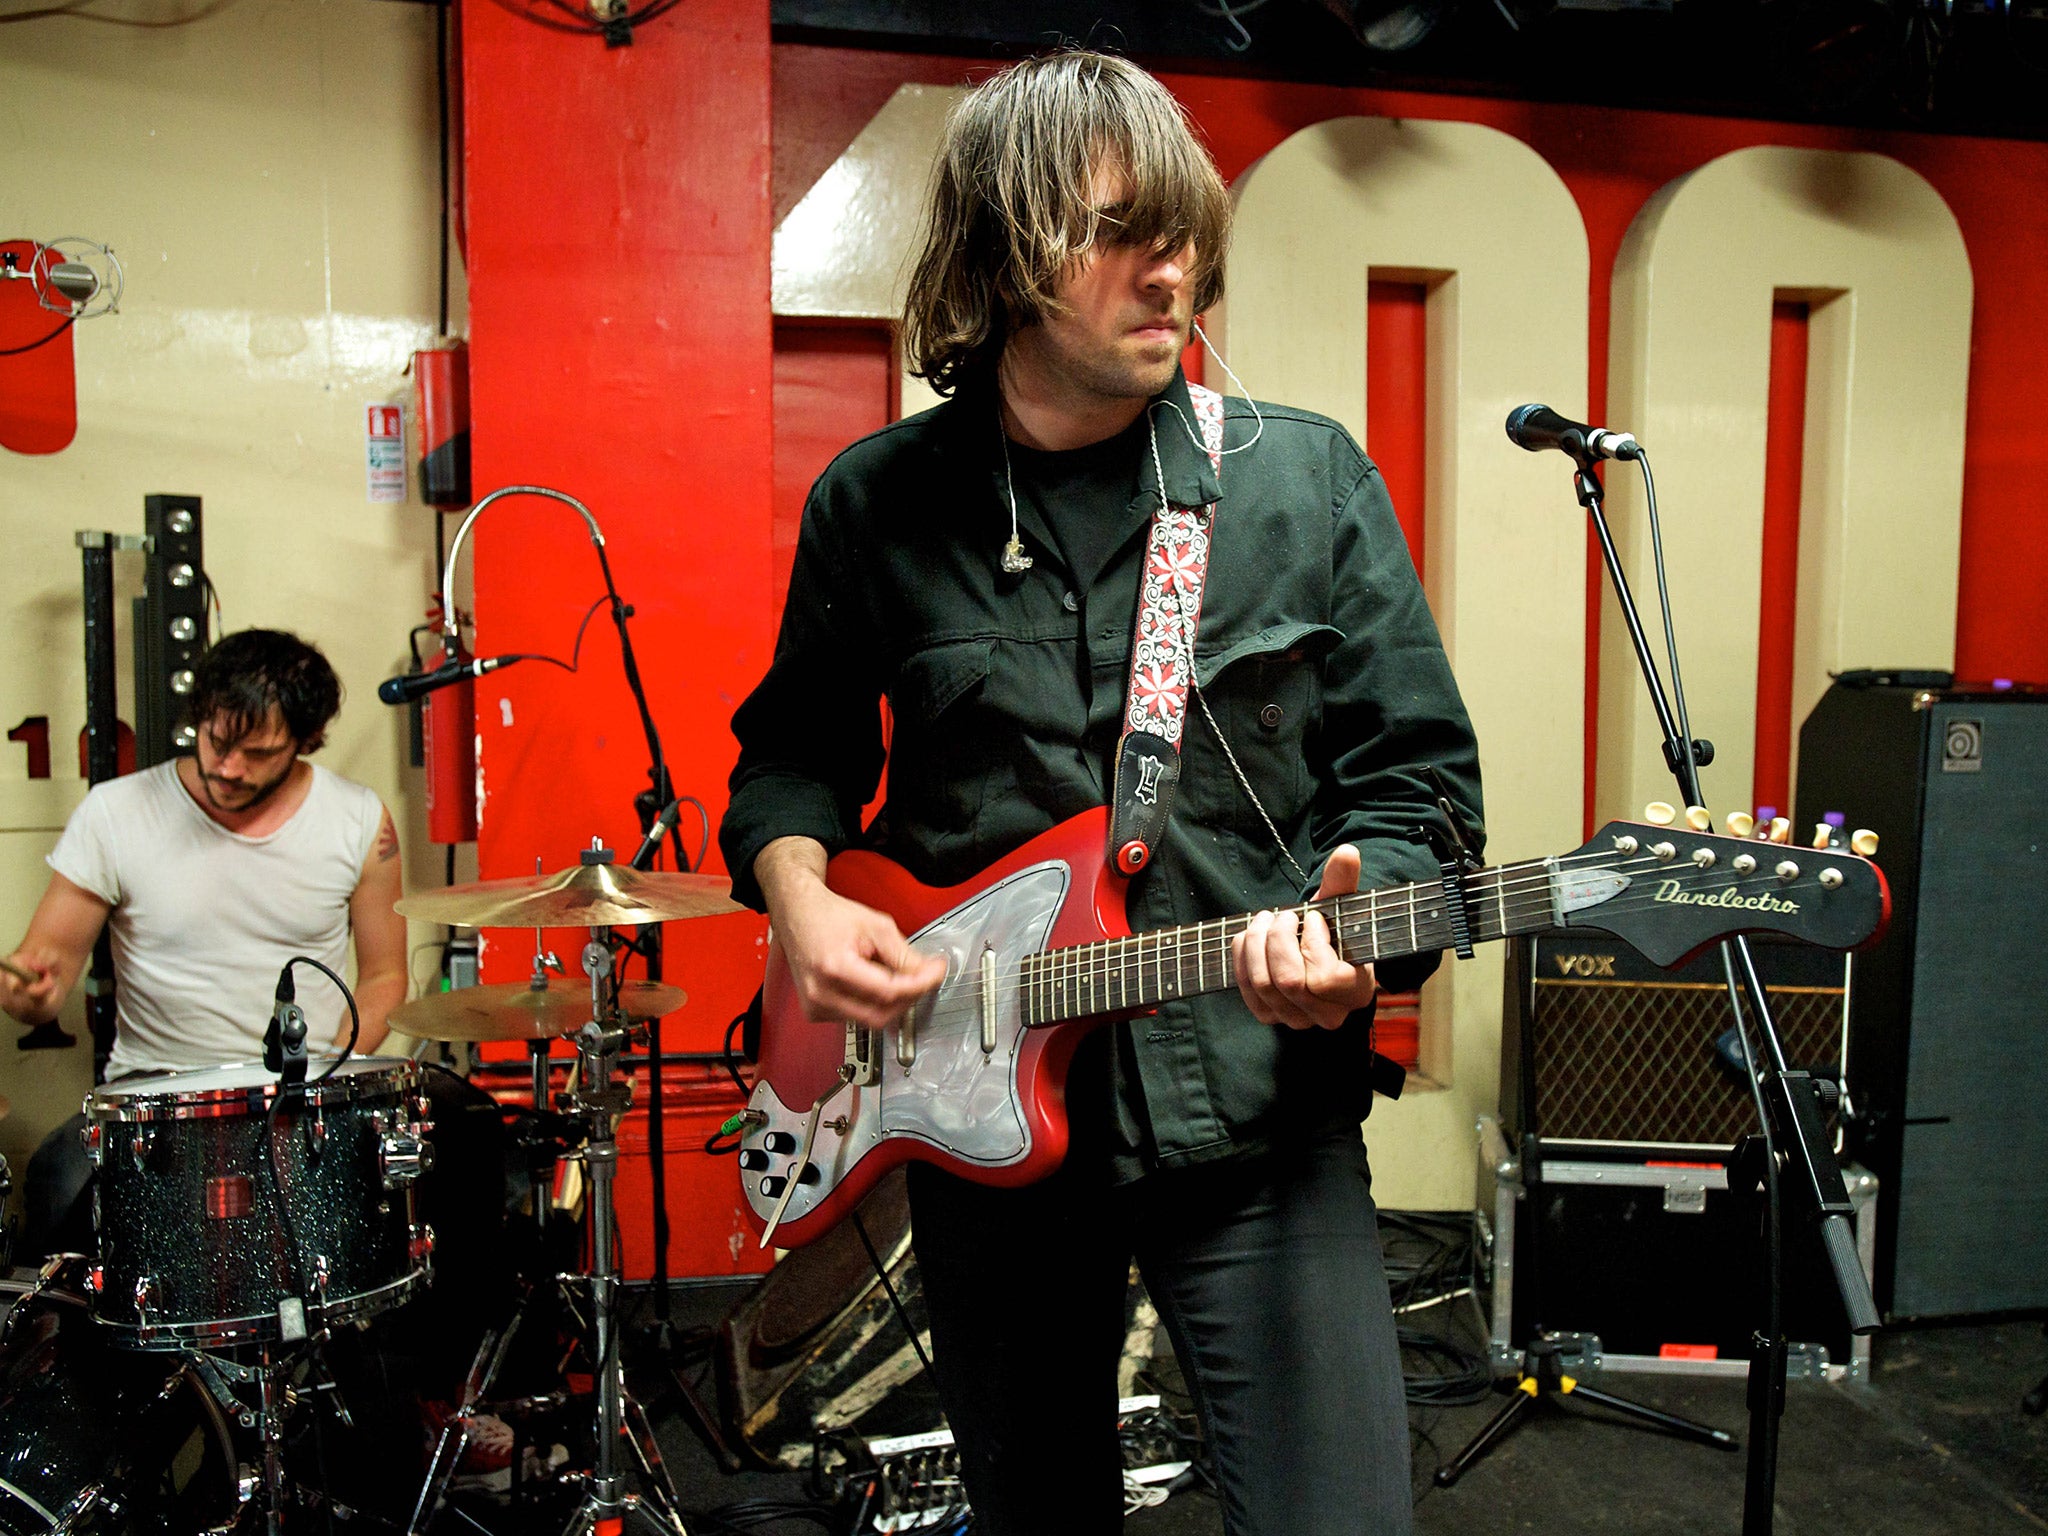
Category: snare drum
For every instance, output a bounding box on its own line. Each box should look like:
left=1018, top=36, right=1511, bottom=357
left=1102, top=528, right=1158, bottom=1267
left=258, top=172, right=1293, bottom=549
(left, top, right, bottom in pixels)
left=85, top=1058, right=434, bottom=1349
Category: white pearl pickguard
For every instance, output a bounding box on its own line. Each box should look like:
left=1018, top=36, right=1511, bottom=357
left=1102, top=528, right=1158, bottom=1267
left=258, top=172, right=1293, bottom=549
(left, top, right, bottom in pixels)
left=742, top=859, right=1072, bottom=1228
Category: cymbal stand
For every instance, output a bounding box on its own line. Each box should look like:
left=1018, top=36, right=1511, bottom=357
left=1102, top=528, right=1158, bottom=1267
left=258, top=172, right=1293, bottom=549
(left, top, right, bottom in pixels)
left=560, top=927, right=686, bottom=1536
left=408, top=921, right=686, bottom=1536
left=527, top=926, right=567, bottom=1249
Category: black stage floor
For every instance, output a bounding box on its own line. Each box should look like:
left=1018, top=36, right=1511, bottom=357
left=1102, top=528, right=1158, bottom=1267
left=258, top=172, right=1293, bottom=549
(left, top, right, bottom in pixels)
left=552, top=1275, right=2048, bottom=1536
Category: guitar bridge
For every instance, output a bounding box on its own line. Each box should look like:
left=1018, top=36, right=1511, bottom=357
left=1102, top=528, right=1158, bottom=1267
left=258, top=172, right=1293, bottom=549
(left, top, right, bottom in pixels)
left=845, top=1019, right=882, bottom=1087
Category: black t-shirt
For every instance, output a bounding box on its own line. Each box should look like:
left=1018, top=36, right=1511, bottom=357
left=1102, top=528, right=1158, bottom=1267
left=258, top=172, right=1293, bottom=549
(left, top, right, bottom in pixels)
left=1003, top=415, right=1153, bottom=589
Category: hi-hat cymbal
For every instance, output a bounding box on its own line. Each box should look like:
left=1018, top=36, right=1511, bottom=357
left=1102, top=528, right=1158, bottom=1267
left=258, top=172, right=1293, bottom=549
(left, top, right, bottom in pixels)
left=395, top=862, right=740, bottom=929
left=389, top=979, right=687, bottom=1043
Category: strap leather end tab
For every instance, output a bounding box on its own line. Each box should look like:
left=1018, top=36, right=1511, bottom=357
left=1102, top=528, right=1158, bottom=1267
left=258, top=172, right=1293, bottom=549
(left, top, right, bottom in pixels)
left=1108, top=731, right=1180, bottom=878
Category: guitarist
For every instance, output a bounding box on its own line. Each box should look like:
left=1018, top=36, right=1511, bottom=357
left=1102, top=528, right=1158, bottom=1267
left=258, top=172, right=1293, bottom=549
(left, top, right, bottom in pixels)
left=722, top=49, right=1483, bottom=1536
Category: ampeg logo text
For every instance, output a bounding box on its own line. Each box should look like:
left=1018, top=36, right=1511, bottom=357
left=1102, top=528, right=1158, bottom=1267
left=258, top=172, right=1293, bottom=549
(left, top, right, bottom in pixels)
left=1942, top=718, right=1983, bottom=773
left=1552, top=953, right=1617, bottom=978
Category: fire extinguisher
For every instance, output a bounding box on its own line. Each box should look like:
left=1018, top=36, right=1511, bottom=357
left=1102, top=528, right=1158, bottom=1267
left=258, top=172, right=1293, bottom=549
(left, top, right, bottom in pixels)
left=412, top=343, right=470, bottom=510
left=422, top=636, right=479, bottom=845
left=413, top=343, right=477, bottom=843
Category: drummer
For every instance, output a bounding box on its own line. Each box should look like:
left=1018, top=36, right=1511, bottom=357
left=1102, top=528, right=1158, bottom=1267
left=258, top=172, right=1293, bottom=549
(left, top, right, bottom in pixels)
left=1, top=629, right=406, bottom=1246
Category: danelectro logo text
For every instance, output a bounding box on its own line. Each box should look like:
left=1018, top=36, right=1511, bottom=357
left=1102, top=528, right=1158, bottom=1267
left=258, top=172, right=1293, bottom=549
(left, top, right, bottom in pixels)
left=1653, top=880, right=1799, bottom=913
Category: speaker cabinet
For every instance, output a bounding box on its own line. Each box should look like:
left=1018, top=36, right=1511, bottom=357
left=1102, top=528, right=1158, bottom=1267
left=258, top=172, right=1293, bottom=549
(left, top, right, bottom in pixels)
left=1796, top=674, right=2048, bottom=1320
left=1500, top=934, right=1848, bottom=1155
left=715, top=1169, right=925, bottom=1468
left=1490, top=937, right=1866, bottom=1376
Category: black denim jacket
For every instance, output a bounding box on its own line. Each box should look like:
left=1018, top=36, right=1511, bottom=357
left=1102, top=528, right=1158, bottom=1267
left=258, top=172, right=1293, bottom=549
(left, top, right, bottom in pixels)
left=721, top=369, right=1483, bottom=1178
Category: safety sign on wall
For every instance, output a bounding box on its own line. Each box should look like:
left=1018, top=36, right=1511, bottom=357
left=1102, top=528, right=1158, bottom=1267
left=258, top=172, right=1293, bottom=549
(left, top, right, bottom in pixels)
left=366, top=403, right=406, bottom=503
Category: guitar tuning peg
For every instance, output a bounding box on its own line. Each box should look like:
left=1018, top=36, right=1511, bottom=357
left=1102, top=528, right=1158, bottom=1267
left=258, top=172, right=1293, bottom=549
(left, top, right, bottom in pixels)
left=1812, top=823, right=1835, bottom=849
left=1723, top=811, right=1756, bottom=839
left=1685, top=805, right=1712, bottom=832
left=1850, top=828, right=1880, bottom=857
left=1644, top=801, right=1676, bottom=826
left=1767, top=817, right=1792, bottom=845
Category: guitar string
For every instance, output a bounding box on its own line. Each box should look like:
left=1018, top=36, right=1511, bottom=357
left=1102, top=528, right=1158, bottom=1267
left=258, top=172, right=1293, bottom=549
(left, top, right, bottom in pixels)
left=863, top=837, right=1862, bottom=1033
left=914, top=849, right=1848, bottom=1025
left=892, top=862, right=1854, bottom=1034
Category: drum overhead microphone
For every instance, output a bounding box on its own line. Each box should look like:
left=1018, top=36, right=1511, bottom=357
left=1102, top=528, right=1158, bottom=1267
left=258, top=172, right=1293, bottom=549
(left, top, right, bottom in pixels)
left=377, top=652, right=521, bottom=705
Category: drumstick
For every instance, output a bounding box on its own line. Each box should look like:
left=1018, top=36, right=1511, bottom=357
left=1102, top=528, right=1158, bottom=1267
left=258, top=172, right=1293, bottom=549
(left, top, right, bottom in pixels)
left=0, top=955, right=38, bottom=986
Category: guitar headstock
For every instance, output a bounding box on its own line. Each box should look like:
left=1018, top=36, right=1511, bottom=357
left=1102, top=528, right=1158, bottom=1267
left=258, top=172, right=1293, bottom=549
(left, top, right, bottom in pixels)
left=1557, top=813, right=1890, bottom=966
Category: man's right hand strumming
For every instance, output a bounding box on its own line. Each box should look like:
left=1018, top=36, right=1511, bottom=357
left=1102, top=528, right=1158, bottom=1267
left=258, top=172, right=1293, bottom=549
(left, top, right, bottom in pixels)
left=755, top=836, right=947, bottom=1032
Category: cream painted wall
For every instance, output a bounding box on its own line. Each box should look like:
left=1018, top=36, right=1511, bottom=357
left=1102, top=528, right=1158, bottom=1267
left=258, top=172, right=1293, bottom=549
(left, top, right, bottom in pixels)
left=772, top=83, right=957, bottom=417
left=1600, top=146, right=1971, bottom=826
left=1215, top=117, right=1589, bottom=1209
left=0, top=0, right=462, bottom=1221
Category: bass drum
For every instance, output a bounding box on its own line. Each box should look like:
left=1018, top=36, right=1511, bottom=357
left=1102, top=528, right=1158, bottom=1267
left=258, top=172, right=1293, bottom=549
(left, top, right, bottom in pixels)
left=0, top=1257, right=238, bottom=1535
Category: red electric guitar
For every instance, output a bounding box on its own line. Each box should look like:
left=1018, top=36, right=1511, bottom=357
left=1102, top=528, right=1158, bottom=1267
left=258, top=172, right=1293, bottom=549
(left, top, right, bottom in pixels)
left=737, top=808, right=1889, bottom=1248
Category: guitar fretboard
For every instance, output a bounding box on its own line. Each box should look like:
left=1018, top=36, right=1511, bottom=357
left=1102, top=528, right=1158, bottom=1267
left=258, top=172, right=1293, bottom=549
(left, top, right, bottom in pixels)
left=1017, top=857, right=1559, bottom=1027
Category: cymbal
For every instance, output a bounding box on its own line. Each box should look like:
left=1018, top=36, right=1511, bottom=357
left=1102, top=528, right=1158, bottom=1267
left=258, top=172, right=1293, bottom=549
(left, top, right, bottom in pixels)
left=395, top=862, right=740, bottom=929
left=389, top=979, right=687, bottom=1043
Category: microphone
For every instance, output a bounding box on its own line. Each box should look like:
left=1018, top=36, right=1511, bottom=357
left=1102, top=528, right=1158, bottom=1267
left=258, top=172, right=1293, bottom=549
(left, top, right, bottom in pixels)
left=263, top=963, right=308, bottom=1090
left=1505, top=404, right=1641, bottom=463
left=377, top=652, right=522, bottom=705
left=630, top=797, right=684, bottom=871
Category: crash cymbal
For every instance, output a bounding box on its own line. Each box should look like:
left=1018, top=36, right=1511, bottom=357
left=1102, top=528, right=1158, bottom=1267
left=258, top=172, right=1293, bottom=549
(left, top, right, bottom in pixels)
left=389, top=979, right=687, bottom=1043
left=395, top=862, right=740, bottom=929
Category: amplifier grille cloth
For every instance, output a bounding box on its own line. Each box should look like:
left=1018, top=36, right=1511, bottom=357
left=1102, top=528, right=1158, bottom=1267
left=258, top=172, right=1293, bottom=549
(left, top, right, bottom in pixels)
left=1532, top=981, right=1844, bottom=1144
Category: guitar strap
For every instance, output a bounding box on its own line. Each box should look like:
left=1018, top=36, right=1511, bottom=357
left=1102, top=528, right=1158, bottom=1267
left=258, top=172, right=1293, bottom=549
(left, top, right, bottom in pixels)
left=1108, top=383, right=1226, bottom=876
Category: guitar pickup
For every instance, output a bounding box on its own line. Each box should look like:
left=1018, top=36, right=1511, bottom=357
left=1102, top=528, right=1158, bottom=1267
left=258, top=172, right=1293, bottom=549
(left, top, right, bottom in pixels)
left=897, top=1002, right=917, bottom=1071
left=846, top=1019, right=882, bottom=1087
left=980, top=947, right=998, bottom=1056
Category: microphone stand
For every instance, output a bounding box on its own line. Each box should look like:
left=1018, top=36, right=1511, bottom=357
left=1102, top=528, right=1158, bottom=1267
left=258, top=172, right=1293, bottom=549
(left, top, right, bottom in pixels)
left=441, top=487, right=691, bottom=1311
left=441, top=485, right=742, bottom=1473
left=1563, top=449, right=1881, bottom=1535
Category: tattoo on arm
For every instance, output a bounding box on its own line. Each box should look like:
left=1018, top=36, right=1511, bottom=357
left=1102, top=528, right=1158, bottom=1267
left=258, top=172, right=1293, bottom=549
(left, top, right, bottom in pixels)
left=376, top=811, right=400, bottom=863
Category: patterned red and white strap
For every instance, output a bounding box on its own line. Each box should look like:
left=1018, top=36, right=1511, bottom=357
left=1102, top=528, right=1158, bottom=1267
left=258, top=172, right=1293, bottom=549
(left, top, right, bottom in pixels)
left=1107, top=384, right=1226, bottom=876
left=1124, top=383, right=1225, bottom=747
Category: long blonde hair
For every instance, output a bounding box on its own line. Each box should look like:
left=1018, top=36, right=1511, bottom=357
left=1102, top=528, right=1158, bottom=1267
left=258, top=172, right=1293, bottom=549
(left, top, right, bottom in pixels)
left=901, top=50, right=1232, bottom=395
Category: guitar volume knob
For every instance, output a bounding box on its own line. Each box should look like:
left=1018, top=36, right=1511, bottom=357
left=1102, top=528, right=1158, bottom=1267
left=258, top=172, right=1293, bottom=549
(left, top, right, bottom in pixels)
left=737, top=1149, right=770, bottom=1172
left=762, top=1131, right=799, bottom=1155
left=759, top=1175, right=788, bottom=1199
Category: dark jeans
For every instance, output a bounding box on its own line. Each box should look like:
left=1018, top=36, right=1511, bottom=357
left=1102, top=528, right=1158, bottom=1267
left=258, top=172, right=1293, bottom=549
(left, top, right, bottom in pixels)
left=906, top=1124, right=1412, bottom=1536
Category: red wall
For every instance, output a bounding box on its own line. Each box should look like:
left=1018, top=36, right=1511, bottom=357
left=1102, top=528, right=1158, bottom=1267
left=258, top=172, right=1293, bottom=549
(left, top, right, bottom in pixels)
left=460, top=0, right=774, bottom=1276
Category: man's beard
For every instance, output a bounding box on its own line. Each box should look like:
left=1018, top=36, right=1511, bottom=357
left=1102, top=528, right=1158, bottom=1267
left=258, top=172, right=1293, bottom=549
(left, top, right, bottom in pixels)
left=1057, top=313, right=1189, bottom=402
left=199, top=766, right=291, bottom=814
